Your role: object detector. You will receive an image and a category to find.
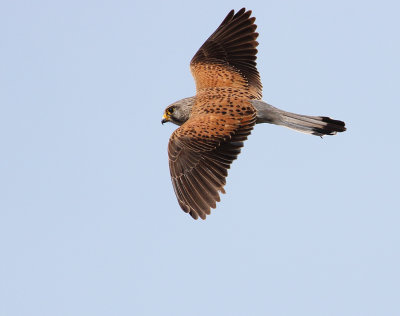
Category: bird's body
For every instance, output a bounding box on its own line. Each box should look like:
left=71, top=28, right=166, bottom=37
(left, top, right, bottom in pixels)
left=162, top=8, right=346, bottom=219
left=166, top=97, right=346, bottom=137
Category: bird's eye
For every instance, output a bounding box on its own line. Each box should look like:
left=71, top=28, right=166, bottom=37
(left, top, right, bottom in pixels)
left=167, top=107, right=174, bottom=115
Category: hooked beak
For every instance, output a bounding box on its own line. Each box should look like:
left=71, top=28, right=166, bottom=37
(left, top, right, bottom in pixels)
left=161, top=113, right=169, bottom=125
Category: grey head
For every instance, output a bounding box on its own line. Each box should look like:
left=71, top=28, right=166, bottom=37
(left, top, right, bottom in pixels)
left=161, top=97, right=346, bottom=137
left=161, top=96, right=195, bottom=126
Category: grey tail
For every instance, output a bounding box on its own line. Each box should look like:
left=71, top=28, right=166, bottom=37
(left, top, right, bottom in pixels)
left=250, top=100, right=346, bottom=137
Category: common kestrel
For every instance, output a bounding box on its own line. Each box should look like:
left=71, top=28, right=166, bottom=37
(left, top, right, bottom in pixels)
left=162, top=8, right=346, bottom=220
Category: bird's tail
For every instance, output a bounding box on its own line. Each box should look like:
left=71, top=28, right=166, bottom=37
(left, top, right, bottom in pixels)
left=250, top=100, right=346, bottom=136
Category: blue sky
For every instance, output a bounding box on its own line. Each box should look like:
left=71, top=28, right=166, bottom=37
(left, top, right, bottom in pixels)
left=1, top=0, right=399, bottom=315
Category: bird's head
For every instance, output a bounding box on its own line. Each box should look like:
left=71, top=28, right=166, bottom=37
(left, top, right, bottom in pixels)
left=161, top=97, right=195, bottom=126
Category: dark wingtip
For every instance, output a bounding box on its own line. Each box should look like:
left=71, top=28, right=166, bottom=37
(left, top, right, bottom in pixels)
left=189, top=210, right=199, bottom=220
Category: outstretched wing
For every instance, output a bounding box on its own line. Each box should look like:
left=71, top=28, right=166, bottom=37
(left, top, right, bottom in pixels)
left=168, top=112, right=256, bottom=220
left=190, top=8, right=262, bottom=99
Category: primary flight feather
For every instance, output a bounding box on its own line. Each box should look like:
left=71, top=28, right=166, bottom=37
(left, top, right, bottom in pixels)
left=162, top=8, right=346, bottom=220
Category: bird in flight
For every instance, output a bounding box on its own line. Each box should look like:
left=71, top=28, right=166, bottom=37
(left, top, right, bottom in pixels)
left=162, top=8, right=346, bottom=220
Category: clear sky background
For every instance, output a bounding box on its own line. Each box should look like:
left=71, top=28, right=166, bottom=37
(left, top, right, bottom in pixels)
left=1, top=0, right=399, bottom=315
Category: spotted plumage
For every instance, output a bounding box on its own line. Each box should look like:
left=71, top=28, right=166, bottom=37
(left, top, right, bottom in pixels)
left=162, top=8, right=346, bottom=220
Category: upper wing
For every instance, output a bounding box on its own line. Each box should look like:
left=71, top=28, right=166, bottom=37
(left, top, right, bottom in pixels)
left=168, top=113, right=256, bottom=220
left=190, top=8, right=262, bottom=99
